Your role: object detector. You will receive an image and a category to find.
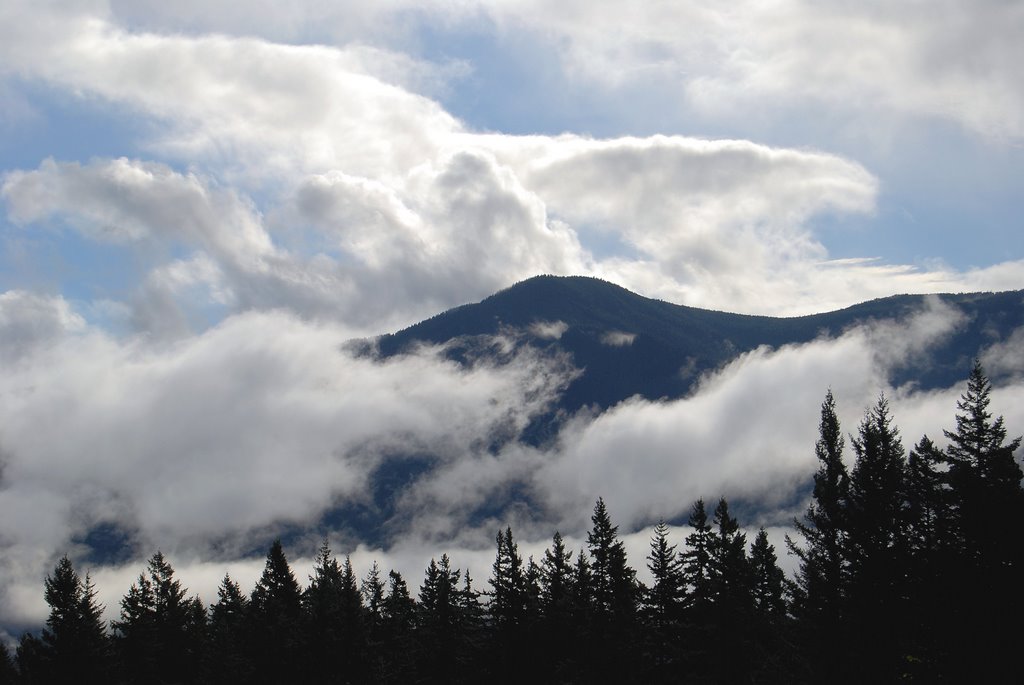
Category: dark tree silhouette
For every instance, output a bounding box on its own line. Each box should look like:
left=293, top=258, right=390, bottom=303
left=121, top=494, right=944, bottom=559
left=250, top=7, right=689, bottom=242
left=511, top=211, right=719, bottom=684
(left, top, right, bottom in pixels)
left=844, top=394, right=908, bottom=681
left=37, top=556, right=110, bottom=682
left=941, top=361, right=1023, bottom=678
left=113, top=551, right=205, bottom=684
left=208, top=573, right=251, bottom=685
left=249, top=540, right=305, bottom=684
left=786, top=389, right=849, bottom=681
left=642, top=521, right=684, bottom=681
left=586, top=498, right=638, bottom=681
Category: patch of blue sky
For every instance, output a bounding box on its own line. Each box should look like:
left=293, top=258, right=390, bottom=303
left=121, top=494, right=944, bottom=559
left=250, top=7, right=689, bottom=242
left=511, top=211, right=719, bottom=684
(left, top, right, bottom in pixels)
left=0, top=79, right=153, bottom=171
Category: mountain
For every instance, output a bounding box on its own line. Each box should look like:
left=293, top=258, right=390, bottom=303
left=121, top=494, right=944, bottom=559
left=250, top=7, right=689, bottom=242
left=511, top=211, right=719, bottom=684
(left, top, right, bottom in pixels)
left=376, top=275, right=1024, bottom=415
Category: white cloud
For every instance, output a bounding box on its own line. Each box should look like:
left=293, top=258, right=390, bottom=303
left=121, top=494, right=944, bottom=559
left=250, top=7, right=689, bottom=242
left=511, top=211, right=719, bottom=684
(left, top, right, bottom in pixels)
left=478, top=0, right=1024, bottom=140
left=600, top=331, right=636, bottom=347
left=530, top=320, right=569, bottom=340
left=0, top=290, right=85, bottom=363
left=0, top=307, right=575, bottom=623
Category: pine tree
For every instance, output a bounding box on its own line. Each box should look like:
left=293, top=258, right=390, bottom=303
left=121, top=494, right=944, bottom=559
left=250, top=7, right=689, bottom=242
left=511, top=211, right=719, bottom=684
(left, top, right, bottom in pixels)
left=249, top=540, right=305, bottom=684
left=113, top=551, right=204, bottom=683
left=489, top=527, right=526, bottom=629
left=708, top=498, right=750, bottom=614
left=15, top=633, right=48, bottom=684
left=416, top=555, right=465, bottom=683
left=787, top=389, right=848, bottom=621
left=785, top=390, right=850, bottom=681
left=586, top=498, right=638, bottom=681
left=681, top=499, right=713, bottom=618
left=941, top=361, right=1023, bottom=678
left=0, top=641, right=15, bottom=685
left=36, top=556, right=110, bottom=682
left=362, top=560, right=386, bottom=679
left=208, top=574, right=251, bottom=685
left=845, top=394, right=908, bottom=681
left=748, top=529, right=797, bottom=683
left=749, top=529, right=785, bottom=620
left=709, top=498, right=753, bottom=681
left=380, top=570, right=416, bottom=683
left=643, top=521, right=684, bottom=681
left=587, top=498, right=637, bottom=622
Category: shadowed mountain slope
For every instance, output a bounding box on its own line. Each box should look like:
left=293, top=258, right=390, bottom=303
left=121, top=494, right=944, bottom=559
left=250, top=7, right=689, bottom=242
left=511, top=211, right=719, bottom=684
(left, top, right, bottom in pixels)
left=377, top=275, right=1024, bottom=413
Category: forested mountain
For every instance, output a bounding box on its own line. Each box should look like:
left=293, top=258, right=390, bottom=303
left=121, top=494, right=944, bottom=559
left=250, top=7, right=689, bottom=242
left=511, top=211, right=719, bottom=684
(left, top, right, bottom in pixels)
left=376, top=275, right=1024, bottom=414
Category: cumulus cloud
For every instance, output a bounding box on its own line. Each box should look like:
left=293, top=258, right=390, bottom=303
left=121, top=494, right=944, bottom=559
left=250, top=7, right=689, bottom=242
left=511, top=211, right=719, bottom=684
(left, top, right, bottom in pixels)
left=0, top=291, right=85, bottom=363
left=0, top=307, right=575, bottom=624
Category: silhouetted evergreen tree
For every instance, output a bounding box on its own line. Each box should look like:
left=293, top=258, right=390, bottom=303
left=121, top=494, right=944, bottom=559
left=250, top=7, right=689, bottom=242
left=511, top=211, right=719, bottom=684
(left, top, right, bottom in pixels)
left=113, top=551, right=205, bottom=684
left=942, top=361, right=1023, bottom=679
left=208, top=574, right=251, bottom=685
left=379, top=570, right=416, bottom=683
left=0, top=641, right=15, bottom=685
left=304, top=541, right=368, bottom=683
left=537, top=531, right=575, bottom=678
left=362, top=561, right=386, bottom=680
left=749, top=528, right=795, bottom=683
left=34, top=557, right=111, bottom=682
left=749, top=529, right=785, bottom=620
left=586, top=498, right=638, bottom=682
left=15, top=634, right=47, bottom=684
left=642, top=521, right=684, bottom=681
left=786, top=389, right=849, bottom=681
left=708, top=498, right=753, bottom=681
left=249, top=540, right=305, bottom=684
left=417, top=555, right=469, bottom=683
left=845, top=394, right=908, bottom=681
left=488, top=527, right=527, bottom=635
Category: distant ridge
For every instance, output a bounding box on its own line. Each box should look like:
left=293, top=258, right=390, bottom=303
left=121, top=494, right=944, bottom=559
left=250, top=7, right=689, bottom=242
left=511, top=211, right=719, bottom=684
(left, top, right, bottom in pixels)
left=377, top=275, right=1024, bottom=414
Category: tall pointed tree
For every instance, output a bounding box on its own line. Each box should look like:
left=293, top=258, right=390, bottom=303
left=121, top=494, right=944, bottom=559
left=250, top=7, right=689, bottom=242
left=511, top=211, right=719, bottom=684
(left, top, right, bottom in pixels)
left=208, top=574, right=251, bottom=685
left=787, top=389, right=849, bottom=621
left=113, top=551, right=204, bottom=684
left=643, top=521, right=684, bottom=681
left=38, top=556, right=110, bottom=682
left=844, top=394, right=908, bottom=681
left=249, top=540, right=305, bottom=684
left=488, top=527, right=527, bottom=632
left=941, top=361, right=1023, bottom=679
left=645, top=521, right=684, bottom=627
left=380, top=570, right=416, bottom=683
left=749, top=529, right=785, bottom=621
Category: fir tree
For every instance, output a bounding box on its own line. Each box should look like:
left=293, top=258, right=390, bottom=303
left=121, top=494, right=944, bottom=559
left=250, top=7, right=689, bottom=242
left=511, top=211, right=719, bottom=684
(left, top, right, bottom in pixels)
left=785, top=390, right=849, bottom=682
left=749, top=529, right=785, bottom=620
left=787, top=389, right=848, bottom=621
left=709, top=498, right=753, bottom=681
left=681, top=499, right=713, bottom=617
left=941, top=361, right=1023, bottom=678
left=249, top=540, right=305, bottom=684
left=643, top=521, right=684, bottom=681
left=380, top=570, right=416, bottom=683
left=208, top=574, right=251, bottom=685
left=489, top=527, right=527, bottom=632
left=0, top=641, right=15, bottom=685
left=417, top=555, right=466, bottom=683
left=113, top=551, right=204, bottom=684
left=39, top=557, right=110, bottom=682
left=845, top=394, right=908, bottom=681
left=586, top=498, right=638, bottom=681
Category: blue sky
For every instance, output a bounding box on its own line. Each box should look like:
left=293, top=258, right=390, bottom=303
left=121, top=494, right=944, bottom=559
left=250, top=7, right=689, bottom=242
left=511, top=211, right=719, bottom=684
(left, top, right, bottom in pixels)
left=1, top=0, right=1023, bottom=631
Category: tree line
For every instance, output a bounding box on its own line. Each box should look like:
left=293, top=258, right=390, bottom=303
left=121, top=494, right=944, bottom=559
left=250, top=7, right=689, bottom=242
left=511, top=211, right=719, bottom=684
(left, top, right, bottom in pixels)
left=1, top=362, right=1020, bottom=683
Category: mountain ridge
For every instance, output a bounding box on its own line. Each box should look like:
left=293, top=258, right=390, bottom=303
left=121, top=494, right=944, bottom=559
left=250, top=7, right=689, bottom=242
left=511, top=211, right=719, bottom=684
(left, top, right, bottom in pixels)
left=376, top=275, right=1024, bottom=415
